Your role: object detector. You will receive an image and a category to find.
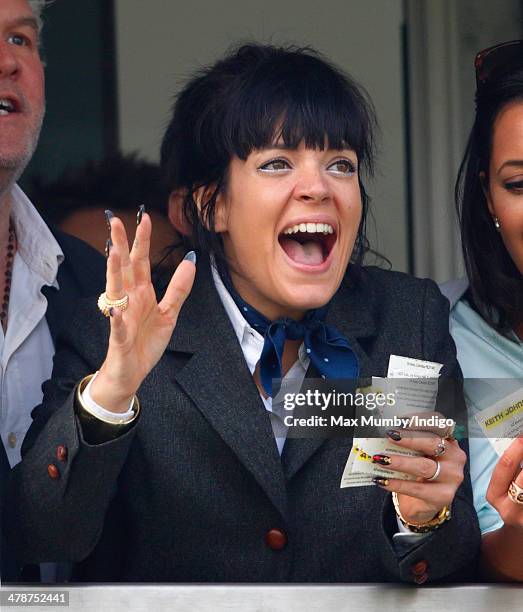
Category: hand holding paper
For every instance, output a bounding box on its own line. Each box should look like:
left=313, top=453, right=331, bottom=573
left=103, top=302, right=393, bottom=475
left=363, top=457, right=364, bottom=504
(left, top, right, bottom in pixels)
left=341, top=355, right=464, bottom=527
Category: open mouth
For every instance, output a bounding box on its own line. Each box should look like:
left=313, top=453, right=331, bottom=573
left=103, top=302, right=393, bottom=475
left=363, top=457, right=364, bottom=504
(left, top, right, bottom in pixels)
left=278, top=222, right=337, bottom=266
left=0, top=98, right=18, bottom=116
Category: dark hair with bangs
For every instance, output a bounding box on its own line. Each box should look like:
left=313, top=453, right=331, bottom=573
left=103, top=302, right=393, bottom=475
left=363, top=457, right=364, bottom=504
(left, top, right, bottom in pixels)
left=456, top=67, right=523, bottom=336
left=160, top=43, right=377, bottom=270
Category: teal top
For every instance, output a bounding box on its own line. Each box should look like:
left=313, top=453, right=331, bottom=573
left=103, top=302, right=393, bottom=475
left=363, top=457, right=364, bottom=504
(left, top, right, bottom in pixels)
left=450, top=297, right=523, bottom=534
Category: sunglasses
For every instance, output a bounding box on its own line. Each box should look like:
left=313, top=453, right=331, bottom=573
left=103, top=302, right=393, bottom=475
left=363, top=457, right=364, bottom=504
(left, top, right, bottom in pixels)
left=475, top=40, right=523, bottom=88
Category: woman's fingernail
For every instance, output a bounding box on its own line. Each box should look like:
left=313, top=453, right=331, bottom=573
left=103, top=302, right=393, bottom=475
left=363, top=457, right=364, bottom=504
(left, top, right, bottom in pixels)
left=136, top=204, right=146, bottom=226
left=373, top=477, right=390, bottom=487
left=109, top=307, right=114, bottom=317
left=372, top=454, right=391, bottom=465
left=105, top=209, right=114, bottom=232
left=183, top=250, right=196, bottom=264
left=105, top=238, right=112, bottom=258
left=386, top=429, right=402, bottom=441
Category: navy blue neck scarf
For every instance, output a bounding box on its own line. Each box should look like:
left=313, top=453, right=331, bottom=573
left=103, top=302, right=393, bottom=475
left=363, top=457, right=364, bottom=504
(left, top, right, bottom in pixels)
left=218, top=265, right=359, bottom=396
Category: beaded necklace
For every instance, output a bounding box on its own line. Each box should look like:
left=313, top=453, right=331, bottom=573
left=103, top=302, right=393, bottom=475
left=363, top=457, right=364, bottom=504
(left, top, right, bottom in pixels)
left=1, top=219, right=16, bottom=331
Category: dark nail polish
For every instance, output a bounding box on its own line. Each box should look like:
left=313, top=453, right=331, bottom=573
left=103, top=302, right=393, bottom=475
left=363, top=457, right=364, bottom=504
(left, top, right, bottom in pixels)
left=386, top=429, right=402, bottom=441
left=109, top=307, right=114, bottom=317
left=105, top=238, right=112, bottom=258
left=183, top=250, right=196, bottom=264
left=372, top=454, right=391, bottom=466
left=136, top=204, right=145, bottom=226
left=373, top=477, right=390, bottom=487
left=105, top=209, right=114, bottom=232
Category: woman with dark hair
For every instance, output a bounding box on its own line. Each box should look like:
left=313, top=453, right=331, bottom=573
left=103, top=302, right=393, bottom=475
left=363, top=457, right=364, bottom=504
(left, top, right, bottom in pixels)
left=446, top=41, right=523, bottom=581
left=7, top=44, right=478, bottom=582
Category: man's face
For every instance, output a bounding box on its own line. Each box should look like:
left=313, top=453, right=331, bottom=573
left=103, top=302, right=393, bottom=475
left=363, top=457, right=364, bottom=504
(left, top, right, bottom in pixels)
left=0, top=0, right=44, bottom=181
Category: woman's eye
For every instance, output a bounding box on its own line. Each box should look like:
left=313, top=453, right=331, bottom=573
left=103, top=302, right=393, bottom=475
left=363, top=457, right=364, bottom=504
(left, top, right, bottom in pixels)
left=327, top=159, right=356, bottom=175
left=505, top=179, right=523, bottom=191
left=8, top=34, right=29, bottom=47
left=259, top=159, right=291, bottom=172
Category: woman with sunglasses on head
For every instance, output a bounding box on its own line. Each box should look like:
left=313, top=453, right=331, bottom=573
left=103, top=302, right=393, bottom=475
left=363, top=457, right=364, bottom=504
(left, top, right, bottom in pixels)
left=6, top=44, right=479, bottom=583
left=444, top=41, right=523, bottom=581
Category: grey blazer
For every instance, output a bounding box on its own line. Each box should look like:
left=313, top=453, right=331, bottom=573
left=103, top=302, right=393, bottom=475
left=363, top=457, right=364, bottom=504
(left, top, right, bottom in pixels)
left=6, top=261, right=481, bottom=583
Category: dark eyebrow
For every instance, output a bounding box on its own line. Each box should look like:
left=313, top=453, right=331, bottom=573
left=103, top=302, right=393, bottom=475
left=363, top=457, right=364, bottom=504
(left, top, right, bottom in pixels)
left=498, top=160, right=523, bottom=174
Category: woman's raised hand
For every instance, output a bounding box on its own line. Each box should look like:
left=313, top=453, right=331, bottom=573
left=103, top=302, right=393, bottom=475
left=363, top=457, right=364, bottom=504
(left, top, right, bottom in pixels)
left=90, top=212, right=196, bottom=412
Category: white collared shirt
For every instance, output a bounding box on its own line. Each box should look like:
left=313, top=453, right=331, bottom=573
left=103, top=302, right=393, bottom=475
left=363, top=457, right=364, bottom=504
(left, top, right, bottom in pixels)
left=0, top=185, right=63, bottom=467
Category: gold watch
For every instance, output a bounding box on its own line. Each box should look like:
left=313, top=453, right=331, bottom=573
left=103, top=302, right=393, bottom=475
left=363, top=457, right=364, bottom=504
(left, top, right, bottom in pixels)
left=392, top=492, right=451, bottom=533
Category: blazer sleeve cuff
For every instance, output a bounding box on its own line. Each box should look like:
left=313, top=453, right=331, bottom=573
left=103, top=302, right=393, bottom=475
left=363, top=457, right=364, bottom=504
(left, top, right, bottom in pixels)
left=380, top=492, right=481, bottom=584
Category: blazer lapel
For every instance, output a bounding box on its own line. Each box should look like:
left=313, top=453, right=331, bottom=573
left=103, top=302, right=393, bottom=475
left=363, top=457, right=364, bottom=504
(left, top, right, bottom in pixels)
left=282, top=266, right=378, bottom=480
left=166, top=260, right=287, bottom=518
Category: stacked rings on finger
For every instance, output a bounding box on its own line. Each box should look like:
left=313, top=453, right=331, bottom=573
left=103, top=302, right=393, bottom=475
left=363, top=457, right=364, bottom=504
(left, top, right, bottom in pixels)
left=433, top=438, right=446, bottom=457
left=508, top=480, right=523, bottom=505
left=426, top=460, right=441, bottom=482
left=97, top=292, right=129, bottom=317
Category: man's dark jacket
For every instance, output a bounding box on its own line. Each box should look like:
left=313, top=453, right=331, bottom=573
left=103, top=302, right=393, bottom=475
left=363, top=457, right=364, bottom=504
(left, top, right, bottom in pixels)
left=0, top=229, right=105, bottom=581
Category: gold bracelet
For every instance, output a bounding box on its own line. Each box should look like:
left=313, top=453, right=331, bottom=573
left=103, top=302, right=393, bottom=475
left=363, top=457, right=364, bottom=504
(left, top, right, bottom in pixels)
left=392, top=492, right=451, bottom=534
left=74, top=374, right=141, bottom=443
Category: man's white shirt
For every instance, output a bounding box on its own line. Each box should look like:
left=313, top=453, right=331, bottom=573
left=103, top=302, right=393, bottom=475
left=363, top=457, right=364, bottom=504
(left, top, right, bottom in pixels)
left=0, top=184, right=63, bottom=467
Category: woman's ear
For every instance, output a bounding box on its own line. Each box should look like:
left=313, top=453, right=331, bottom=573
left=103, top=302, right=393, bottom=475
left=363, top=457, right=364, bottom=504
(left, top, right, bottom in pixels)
left=213, top=189, right=228, bottom=233
left=173, top=185, right=228, bottom=233
left=168, top=191, right=193, bottom=237
left=192, top=185, right=228, bottom=233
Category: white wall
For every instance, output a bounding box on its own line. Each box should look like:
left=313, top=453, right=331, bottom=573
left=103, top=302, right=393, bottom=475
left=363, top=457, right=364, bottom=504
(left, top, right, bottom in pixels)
left=115, top=0, right=408, bottom=270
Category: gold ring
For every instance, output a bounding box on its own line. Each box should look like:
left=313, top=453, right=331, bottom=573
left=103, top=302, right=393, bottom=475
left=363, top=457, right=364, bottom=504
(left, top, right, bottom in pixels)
left=508, top=480, right=523, bottom=505
left=97, top=291, right=129, bottom=317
